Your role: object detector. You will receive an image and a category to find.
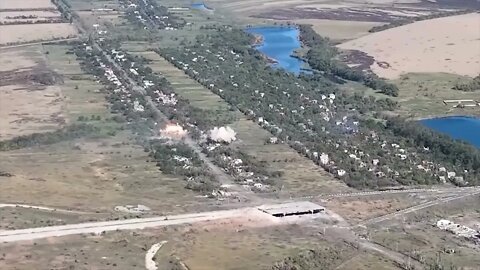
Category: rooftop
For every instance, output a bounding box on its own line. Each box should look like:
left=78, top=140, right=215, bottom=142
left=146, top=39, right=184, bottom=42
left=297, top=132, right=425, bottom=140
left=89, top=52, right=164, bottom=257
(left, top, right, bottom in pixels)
left=258, top=201, right=325, bottom=217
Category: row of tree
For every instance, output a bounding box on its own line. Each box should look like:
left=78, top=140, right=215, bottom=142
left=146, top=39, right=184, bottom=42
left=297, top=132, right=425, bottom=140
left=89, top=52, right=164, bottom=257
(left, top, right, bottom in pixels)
left=299, top=25, right=399, bottom=97
left=0, top=124, right=100, bottom=151
left=453, top=74, right=480, bottom=92
left=159, top=27, right=480, bottom=187
left=369, top=10, right=475, bottom=33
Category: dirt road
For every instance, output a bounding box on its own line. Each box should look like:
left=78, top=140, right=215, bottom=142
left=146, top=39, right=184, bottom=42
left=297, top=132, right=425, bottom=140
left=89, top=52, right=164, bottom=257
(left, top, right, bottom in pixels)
left=0, top=207, right=257, bottom=243
left=361, top=189, right=480, bottom=226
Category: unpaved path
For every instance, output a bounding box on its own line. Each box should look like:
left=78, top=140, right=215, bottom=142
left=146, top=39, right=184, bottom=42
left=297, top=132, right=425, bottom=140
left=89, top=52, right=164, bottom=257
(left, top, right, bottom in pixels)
left=361, top=189, right=480, bottom=226
left=0, top=207, right=260, bottom=243
left=146, top=241, right=168, bottom=270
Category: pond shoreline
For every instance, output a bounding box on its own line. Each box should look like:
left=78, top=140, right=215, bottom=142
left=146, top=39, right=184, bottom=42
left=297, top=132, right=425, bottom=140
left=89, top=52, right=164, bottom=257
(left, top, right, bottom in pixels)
left=245, top=25, right=310, bottom=74
left=420, top=115, right=480, bottom=148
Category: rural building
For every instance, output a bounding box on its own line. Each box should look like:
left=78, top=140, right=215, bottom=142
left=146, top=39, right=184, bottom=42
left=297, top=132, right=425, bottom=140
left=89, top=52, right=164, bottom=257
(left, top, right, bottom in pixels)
left=258, top=201, right=325, bottom=217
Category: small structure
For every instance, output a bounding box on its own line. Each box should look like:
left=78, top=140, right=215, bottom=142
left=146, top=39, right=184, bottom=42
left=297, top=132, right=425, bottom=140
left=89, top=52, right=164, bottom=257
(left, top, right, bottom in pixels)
left=443, top=99, right=478, bottom=107
left=258, top=201, right=325, bottom=217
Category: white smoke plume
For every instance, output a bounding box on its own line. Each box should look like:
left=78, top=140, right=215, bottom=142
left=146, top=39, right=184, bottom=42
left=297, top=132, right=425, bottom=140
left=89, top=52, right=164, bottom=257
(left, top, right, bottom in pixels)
left=161, top=123, right=187, bottom=139
left=209, top=126, right=237, bottom=143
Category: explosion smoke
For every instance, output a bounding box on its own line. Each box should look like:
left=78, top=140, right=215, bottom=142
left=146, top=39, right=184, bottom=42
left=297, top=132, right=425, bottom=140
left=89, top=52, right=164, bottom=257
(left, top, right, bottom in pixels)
left=209, top=126, right=237, bottom=143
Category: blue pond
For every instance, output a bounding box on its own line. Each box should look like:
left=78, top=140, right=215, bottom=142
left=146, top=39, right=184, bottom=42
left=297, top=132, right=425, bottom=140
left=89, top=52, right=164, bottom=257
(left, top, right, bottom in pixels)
left=245, top=26, right=308, bottom=74
left=191, top=3, right=213, bottom=11
left=421, top=116, right=480, bottom=148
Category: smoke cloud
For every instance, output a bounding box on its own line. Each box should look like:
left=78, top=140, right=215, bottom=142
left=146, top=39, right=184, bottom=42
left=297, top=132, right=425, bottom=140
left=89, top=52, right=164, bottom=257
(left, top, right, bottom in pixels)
left=161, top=123, right=187, bottom=139
left=209, top=126, right=237, bottom=143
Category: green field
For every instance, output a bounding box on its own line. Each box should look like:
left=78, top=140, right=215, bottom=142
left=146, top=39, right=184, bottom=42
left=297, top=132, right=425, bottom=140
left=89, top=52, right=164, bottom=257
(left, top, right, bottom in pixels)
left=393, top=73, right=480, bottom=119
left=369, top=195, right=480, bottom=269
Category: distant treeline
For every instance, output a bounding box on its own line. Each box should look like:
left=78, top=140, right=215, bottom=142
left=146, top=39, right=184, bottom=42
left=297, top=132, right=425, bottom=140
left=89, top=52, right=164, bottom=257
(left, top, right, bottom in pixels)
left=369, top=10, right=476, bottom=33
left=0, top=124, right=100, bottom=151
left=299, top=25, right=399, bottom=97
left=0, top=19, right=64, bottom=25
left=453, top=74, right=480, bottom=92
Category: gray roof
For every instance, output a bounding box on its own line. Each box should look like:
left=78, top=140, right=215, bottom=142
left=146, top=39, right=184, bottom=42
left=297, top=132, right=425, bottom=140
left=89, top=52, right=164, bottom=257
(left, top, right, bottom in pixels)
left=258, top=201, right=324, bottom=215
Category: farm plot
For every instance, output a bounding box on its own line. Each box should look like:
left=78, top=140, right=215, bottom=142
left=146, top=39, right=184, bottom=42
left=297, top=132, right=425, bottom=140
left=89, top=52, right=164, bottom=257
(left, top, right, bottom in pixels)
left=67, top=0, right=119, bottom=11
left=126, top=46, right=350, bottom=195
left=0, top=133, right=207, bottom=214
left=0, top=23, right=77, bottom=45
left=338, top=13, right=480, bottom=79
left=0, top=44, right=206, bottom=214
left=0, top=0, right=56, bottom=11
left=0, top=46, right=65, bottom=140
left=295, top=19, right=384, bottom=41
left=42, top=44, right=110, bottom=122
left=204, top=0, right=464, bottom=41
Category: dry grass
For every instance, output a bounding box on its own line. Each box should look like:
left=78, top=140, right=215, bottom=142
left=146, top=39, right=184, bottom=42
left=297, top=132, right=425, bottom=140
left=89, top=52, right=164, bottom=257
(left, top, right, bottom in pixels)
left=0, top=23, right=77, bottom=45
left=336, top=251, right=400, bottom=270
left=338, top=13, right=480, bottom=79
left=295, top=19, right=384, bottom=41
left=0, top=84, right=64, bottom=140
left=0, top=0, right=56, bottom=10
left=0, top=44, right=206, bottom=214
left=0, top=222, right=354, bottom=270
left=367, top=196, right=480, bottom=269
left=0, top=46, right=64, bottom=140
left=0, top=46, right=40, bottom=71
left=0, top=135, right=207, bottom=213
left=393, top=73, right=480, bottom=118
left=322, top=193, right=424, bottom=223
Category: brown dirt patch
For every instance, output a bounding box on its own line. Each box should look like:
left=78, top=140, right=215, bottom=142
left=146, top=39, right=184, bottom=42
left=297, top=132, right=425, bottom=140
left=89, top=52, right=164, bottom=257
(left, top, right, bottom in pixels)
left=322, top=194, right=421, bottom=223
left=295, top=19, right=384, bottom=41
left=338, top=13, right=480, bottom=79
left=0, top=84, right=64, bottom=140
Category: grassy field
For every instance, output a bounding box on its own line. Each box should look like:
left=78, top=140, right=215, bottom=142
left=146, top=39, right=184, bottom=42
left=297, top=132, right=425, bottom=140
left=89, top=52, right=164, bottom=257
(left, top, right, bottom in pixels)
left=0, top=207, right=91, bottom=230
left=0, top=45, right=65, bottom=140
left=43, top=44, right=111, bottom=123
left=0, top=133, right=209, bottom=214
left=368, top=195, right=480, bottom=269
left=394, top=73, right=480, bottom=119
left=0, top=221, right=364, bottom=270
left=0, top=43, right=209, bottom=216
left=336, top=251, right=400, bottom=270
left=321, top=193, right=427, bottom=224
left=340, top=72, right=480, bottom=119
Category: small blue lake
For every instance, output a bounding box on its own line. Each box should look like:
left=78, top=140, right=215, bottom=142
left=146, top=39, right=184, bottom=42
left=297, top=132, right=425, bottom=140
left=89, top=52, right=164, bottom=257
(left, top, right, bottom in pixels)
left=245, top=26, right=308, bottom=75
left=191, top=3, right=214, bottom=11
left=421, top=116, right=480, bottom=148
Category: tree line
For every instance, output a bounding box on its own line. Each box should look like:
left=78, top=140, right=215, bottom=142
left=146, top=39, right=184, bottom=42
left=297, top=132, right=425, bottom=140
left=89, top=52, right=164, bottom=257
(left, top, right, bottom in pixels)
left=299, top=25, right=399, bottom=97
left=0, top=124, right=100, bottom=151
left=159, top=27, right=480, bottom=188
left=453, top=74, right=480, bottom=92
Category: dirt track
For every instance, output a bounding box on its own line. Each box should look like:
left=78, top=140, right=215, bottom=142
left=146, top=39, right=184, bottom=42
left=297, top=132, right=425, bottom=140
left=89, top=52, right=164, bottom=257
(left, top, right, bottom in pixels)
left=0, top=207, right=270, bottom=243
